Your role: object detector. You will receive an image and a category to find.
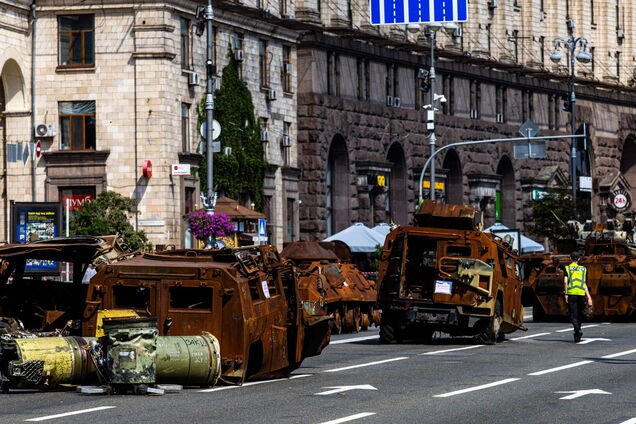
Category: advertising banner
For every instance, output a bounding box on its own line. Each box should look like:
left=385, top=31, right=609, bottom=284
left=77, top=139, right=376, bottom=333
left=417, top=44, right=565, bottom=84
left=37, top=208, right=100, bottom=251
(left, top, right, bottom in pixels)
left=11, top=202, right=62, bottom=275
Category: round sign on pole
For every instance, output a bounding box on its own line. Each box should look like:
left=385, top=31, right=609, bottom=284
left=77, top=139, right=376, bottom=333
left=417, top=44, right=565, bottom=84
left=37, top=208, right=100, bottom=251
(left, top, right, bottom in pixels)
left=199, top=120, right=221, bottom=140
left=611, top=189, right=631, bottom=212
left=35, top=141, right=41, bottom=158
left=142, top=160, right=153, bottom=178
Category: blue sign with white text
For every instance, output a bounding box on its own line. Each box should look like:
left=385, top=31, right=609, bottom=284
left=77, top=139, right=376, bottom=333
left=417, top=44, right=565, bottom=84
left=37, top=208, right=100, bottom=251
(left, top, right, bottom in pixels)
left=258, top=219, right=267, bottom=237
left=370, top=0, right=467, bottom=25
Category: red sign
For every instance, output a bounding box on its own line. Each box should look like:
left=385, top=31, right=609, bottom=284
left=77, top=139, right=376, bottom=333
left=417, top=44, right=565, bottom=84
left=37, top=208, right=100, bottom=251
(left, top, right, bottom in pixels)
left=61, top=194, right=94, bottom=211
left=35, top=141, right=42, bottom=158
left=142, top=160, right=153, bottom=178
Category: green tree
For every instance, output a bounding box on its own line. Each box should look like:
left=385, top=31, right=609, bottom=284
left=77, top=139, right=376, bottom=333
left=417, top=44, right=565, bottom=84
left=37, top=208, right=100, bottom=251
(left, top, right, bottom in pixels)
left=526, top=189, right=576, bottom=244
left=70, top=190, right=152, bottom=251
left=197, top=50, right=266, bottom=211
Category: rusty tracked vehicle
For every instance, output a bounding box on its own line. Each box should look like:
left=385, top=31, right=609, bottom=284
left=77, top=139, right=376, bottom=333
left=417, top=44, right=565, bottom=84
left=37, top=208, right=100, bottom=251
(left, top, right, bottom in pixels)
left=525, top=230, right=636, bottom=320
left=281, top=241, right=380, bottom=334
left=0, top=240, right=332, bottom=383
left=377, top=201, right=526, bottom=344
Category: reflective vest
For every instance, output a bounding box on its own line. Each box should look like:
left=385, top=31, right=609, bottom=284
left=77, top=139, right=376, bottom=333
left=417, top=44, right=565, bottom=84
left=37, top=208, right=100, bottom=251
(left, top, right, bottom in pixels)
left=565, top=262, right=587, bottom=296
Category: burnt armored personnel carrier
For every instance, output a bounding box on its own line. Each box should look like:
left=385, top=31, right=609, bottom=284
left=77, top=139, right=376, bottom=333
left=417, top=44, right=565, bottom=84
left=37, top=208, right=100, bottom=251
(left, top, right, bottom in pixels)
left=526, top=229, right=636, bottom=320
left=281, top=241, right=380, bottom=334
left=0, top=240, right=332, bottom=383
left=377, top=201, right=526, bottom=344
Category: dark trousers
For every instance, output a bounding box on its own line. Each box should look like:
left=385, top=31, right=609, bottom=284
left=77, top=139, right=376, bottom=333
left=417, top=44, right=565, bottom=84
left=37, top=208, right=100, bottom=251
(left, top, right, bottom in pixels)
left=568, top=295, right=586, bottom=334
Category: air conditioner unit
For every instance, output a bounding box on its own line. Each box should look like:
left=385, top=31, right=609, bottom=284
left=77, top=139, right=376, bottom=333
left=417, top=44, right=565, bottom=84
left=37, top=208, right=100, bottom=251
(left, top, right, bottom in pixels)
left=496, top=113, right=504, bottom=123
left=188, top=71, right=200, bottom=86
left=267, top=89, right=277, bottom=101
left=282, top=135, right=292, bottom=147
left=260, top=130, right=269, bottom=142
left=234, top=49, right=245, bottom=62
left=386, top=96, right=394, bottom=107
left=393, top=97, right=401, bottom=107
left=470, top=109, right=478, bottom=119
left=284, top=63, right=293, bottom=74
left=34, top=123, right=55, bottom=138
left=617, top=28, right=625, bottom=39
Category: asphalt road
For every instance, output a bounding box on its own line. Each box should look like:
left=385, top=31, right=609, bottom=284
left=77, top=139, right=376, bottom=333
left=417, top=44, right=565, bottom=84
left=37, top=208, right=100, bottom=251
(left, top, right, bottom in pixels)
left=2, top=309, right=636, bottom=424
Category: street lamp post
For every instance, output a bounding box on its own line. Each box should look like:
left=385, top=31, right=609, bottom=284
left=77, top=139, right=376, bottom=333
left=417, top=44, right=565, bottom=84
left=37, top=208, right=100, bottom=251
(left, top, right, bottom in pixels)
left=550, top=27, right=592, bottom=212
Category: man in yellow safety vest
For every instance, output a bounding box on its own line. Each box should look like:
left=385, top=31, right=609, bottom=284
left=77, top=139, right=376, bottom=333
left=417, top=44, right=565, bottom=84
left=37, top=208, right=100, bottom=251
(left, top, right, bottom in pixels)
left=563, top=251, right=593, bottom=343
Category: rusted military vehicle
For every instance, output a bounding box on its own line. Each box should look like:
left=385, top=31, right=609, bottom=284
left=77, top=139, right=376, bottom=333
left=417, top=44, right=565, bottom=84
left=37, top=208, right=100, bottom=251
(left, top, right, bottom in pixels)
left=0, top=239, right=332, bottom=383
left=525, top=228, right=636, bottom=320
left=281, top=241, right=380, bottom=334
left=376, top=201, right=526, bottom=344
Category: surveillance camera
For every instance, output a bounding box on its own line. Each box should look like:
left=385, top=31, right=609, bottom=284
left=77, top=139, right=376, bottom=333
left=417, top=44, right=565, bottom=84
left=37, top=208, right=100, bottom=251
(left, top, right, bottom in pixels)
left=417, top=68, right=429, bottom=79
left=423, top=104, right=433, bottom=110
left=434, top=94, right=447, bottom=103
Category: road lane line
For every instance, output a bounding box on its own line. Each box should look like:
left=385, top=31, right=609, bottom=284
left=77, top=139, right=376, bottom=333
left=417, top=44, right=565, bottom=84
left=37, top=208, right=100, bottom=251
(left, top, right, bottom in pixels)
left=510, top=332, right=551, bottom=341
left=318, top=412, right=376, bottom=424
left=330, top=335, right=380, bottom=344
left=556, top=324, right=599, bottom=333
left=324, top=357, right=408, bottom=373
left=198, top=374, right=312, bottom=392
left=25, top=406, right=116, bottom=422
left=602, top=348, right=636, bottom=359
left=433, top=378, right=520, bottom=398
left=420, top=345, right=484, bottom=355
left=528, top=360, right=593, bottom=376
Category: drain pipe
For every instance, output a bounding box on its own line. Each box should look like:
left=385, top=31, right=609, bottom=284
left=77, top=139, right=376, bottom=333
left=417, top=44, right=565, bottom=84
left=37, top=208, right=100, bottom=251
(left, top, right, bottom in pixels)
left=30, top=1, right=37, bottom=202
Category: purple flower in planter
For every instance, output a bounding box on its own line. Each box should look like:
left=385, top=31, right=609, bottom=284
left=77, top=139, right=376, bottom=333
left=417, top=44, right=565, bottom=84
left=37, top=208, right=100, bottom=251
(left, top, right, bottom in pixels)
left=188, top=212, right=234, bottom=241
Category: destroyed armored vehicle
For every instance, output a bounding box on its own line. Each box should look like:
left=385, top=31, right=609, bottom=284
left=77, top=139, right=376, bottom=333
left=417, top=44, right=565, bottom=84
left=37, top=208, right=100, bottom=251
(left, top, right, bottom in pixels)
left=281, top=241, right=380, bottom=334
left=525, top=228, right=636, bottom=320
left=0, top=240, right=332, bottom=384
left=376, top=201, right=526, bottom=344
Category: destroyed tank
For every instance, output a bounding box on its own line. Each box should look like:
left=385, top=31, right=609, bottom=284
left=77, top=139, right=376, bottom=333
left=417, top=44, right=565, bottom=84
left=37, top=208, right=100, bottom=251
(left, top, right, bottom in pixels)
left=525, top=228, right=636, bottom=320
left=280, top=241, right=380, bottom=334
left=0, top=240, right=332, bottom=384
left=376, top=200, right=526, bottom=344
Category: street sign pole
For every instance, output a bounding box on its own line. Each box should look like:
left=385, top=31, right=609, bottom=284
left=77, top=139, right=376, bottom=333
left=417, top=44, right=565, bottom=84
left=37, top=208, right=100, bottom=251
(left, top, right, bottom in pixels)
left=429, top=28, right=437, bottom=200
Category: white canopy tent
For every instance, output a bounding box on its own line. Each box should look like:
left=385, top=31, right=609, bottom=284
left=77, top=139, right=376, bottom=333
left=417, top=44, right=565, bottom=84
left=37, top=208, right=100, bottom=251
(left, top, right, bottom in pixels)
left=324, top=223, right=386, bottom=253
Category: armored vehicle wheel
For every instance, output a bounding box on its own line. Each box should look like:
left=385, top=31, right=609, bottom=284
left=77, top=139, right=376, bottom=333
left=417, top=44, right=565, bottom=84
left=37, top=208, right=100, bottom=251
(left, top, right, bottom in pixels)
left=532, top=300, right=547, bottom=322
left=379, top=316, right=403, bottom=344
left=332, top=309, right=343, bottom=335
left=361, top=312, right=370, bottom=331
left=353, top=306, right=362, bottom=333
left=475, top=300, right=502, bottom=345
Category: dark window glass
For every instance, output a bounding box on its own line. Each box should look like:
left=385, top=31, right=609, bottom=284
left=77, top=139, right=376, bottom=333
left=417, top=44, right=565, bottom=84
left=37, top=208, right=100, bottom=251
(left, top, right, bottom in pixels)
left=59, top=101, right=96, bottom=151
left=113, top=285, right=151, bottom=309
left=180, top=17, right=190, bottom=69
left=58, top=15, right=95, bottom=66
left=169, top=286, right=213, bottom=310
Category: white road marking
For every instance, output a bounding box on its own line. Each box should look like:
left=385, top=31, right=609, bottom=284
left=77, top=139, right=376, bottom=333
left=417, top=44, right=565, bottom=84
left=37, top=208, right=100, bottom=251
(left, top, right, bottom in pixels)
left=315, top=384, right=377, bottom=396
left=433, top=378, right=520, bottom=398
left=555, top=389, right=611, bottom=400
left=556, top=324, right=599, bottom=333
left=25, top=406, right=116, bottom=422
left=601, top=348, right=636, bottom=359
left=617, top=418, right=636, bottom=424
left=198, top=374, right=312, bottom=392
left=318, top=412, right=376, bottom=424
left=528, top=360, right=593, bottom=376
left=420, top=345, right=485, bottom=355
left=330, top=335, right=380, bottom=344
left=324, top=357, right=408, bottom=373
left=577, top=337, right=611, bottom=345
left=510, top=332, right=551, bottom=341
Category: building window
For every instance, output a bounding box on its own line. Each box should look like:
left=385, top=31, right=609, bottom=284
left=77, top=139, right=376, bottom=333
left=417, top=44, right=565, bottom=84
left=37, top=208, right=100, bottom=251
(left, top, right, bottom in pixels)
left=548, top=95, right=556, bottom=130
left=286, top=198, right=295, bottom=242
left=282, top=45, right=292, bottom=93
left=590, top=47, right=595, bottom=74
left=469, top=80, right=480, bottom=119
left=283, top=121, right=292, bottom=166
left=487, top=24, right=492, bottom=55
left=540, top=36, right=545, bottom=65
left=184, top=187, right=196, bottom=216
left=616, top=52, right=621, bottom=79
left=259, top=39, right=269, bottom=88
left=512, top=30, right=519, bottom=62
left=590, top=0, right=595, bottom=25
left=385, top=64, right=398, bottom=101
left=496, top=85, right=506, bottom=123
left=522, top=90, right=533, bottom=121
left=59, top=101, right=96, bottom=151
left=180, top=17, right=190, bottom=69
left=442, top=74, right=454, bottom=115
left=58, top=15, right=95, bottom=67
left=280, top=0, right=288, bottom=16
left=232, top=33, right=244, bottom=79
left=181, top=103, right=190, bottom=152
left=357, top=58, right=369, bottom=101
left=327, top=52, right=339, bottom=96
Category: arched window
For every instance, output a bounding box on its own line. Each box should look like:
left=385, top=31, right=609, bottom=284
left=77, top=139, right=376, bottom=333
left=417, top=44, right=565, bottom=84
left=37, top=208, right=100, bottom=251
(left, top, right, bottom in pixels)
left=326, top=135, right=349, bottom=236
left=443, top=149, right=463, bottom=205
left=496, top=156, right=516, bottom=227
left=621, top=136, right=636, bottom=202
left=1, top=59, right=26, bottom=111
left=387, top=142, right=407, bottom=225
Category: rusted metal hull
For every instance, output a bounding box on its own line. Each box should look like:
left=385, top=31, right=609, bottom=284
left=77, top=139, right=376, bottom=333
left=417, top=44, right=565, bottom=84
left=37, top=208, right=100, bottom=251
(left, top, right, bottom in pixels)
left=377, top=201, right=525, bottom=344
left=281, top=242, right=380, bottom=334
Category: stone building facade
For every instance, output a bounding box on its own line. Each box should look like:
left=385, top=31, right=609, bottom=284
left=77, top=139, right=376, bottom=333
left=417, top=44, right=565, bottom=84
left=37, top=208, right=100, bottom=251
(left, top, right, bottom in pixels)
left=291, top=0, right=636, bottom=240
left=0, top=0, right=299, bottom=248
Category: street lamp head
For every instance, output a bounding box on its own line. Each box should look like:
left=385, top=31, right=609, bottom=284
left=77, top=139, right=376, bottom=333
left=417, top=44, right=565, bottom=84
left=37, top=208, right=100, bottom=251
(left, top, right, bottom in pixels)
left=442, top=22, right=458, bottom=35
left=576, top=48, right=592, bottom=64
left=406, top=24, right=420, bottom=34
left=427, top=22, right=442, bottom=32
left=549, top=49, right=562, bottom=63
